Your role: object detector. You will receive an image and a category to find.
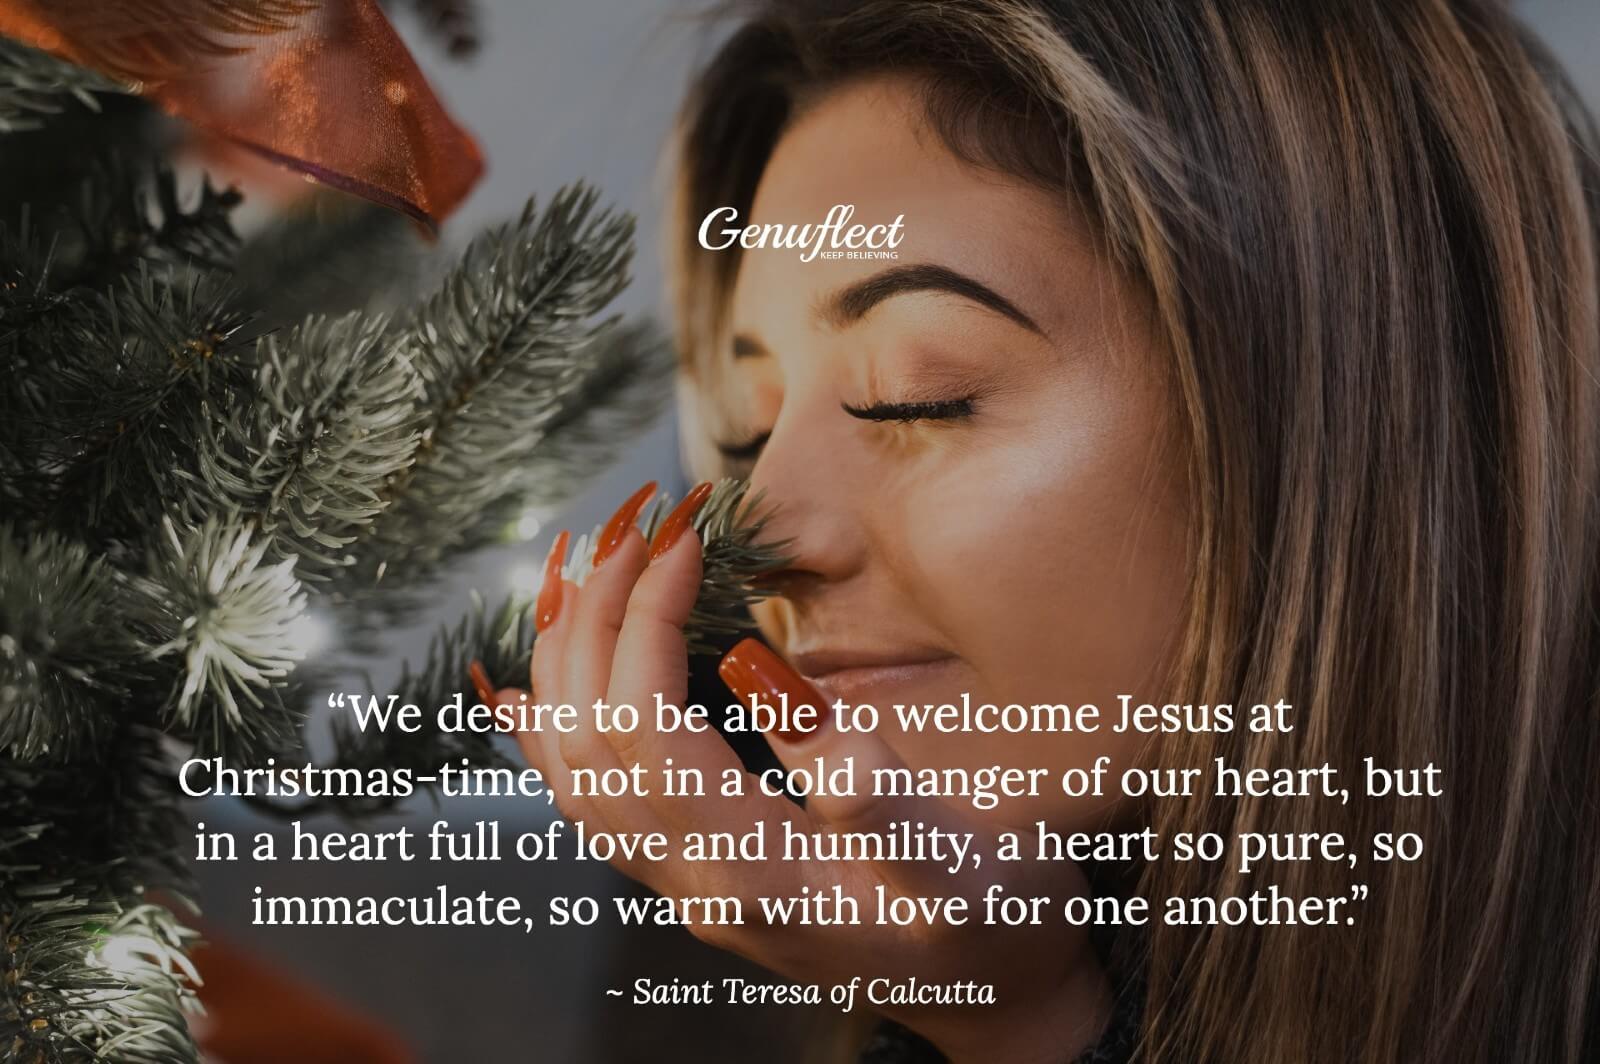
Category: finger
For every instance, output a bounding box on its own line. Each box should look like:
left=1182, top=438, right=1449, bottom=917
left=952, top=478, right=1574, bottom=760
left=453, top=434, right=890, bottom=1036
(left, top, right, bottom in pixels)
left=461, top=672, right=570, bottom=819
left=531, top=562, right=675, bottom=886
left=525, top=530, right=578, bottom=795
left=486, top=686, right=567, bottom=811
left=521, top=531, right=608, bottom=827
left=494, top=688, right=540, bottom=766
left=557, top=483, right=656, bottom=777
left=547, top=487, right=677, bottom=851
left=464, top=661, right=524, bottom=737
left=519, top=532, right=590, bottom=820
left=534, top=530, right=572, bottom=634
left=530, top=594, right=600, bottom=828
left=468, top=660, right=498, bottom=708
left=609, top=484, right=707, bottom=709
left=605, top=510, right=780, bottom=836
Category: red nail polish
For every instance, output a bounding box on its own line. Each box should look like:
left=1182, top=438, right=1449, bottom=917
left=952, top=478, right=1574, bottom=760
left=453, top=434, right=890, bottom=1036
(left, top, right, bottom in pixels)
left=649, top=482, right=713, bottom=561
left=535, top=530, right=570, bottom=630
left=468, top=660, right=496, bottom=706
left=593, top=481, right=657, bottom=569
left=718, top=637, right=828, bottom=743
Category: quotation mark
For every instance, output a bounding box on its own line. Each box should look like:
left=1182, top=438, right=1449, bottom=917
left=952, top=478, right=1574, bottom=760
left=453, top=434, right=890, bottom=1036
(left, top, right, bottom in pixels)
left=1346, top=883, right=1370, bottom=925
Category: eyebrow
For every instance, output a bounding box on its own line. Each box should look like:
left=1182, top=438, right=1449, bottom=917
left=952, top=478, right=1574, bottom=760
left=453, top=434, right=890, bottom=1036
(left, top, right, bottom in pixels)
left=728, top=262, right=1044, bottom=359
left=824, top=263, right=1044, bottom=335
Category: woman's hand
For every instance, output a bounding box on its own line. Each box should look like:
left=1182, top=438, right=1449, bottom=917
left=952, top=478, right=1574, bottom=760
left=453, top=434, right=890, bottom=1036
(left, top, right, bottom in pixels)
left=473, top=482, right=1112, bottom=1064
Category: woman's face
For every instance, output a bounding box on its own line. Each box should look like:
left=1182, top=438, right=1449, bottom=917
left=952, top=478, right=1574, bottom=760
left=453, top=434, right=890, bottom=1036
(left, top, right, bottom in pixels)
left=693, top=76, right=1189, bottom=830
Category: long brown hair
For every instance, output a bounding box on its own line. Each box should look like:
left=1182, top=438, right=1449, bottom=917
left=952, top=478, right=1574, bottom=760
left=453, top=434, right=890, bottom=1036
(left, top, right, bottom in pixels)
left=667, top=2, right=1600, bottom=1061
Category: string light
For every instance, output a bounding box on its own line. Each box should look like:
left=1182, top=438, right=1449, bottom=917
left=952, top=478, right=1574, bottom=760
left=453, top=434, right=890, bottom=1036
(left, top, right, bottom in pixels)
left=514, top=508, right=543, bottom=541
left=284, top=609, right=332, bottom=658
left=507, top=559, right=543, bottom=593
left=90, top=931, right=150, bottom=975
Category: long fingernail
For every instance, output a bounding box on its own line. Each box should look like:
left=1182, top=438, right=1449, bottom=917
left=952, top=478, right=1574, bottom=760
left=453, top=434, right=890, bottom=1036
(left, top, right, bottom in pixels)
left=718, top=637, right=828, bottom=743
left=593, top=481, right=657, bottom=569
left=649, top=482, right=713, bottom=562
left=468, top=660, right=496, bottom=706
left=535, top=530, right=571, bottom=630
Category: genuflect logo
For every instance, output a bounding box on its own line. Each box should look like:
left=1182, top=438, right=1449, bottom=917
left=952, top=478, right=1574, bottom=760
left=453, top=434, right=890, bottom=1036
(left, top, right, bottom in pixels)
left=698, top=205, right=905, bottom=262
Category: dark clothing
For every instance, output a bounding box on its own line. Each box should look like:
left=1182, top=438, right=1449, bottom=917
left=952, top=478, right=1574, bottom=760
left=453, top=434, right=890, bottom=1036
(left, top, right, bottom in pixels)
left=857, top=868, right=1144, bottom=1064
left=857, top=970, right=1142, bottom=1064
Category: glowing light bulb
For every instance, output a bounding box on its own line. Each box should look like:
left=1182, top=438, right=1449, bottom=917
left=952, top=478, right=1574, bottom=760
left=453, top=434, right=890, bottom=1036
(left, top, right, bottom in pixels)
left=514, top=508, right=544, bottom=541
left=284, top=610, right=332, bottom=658
left=508, top=560, right=542, bottom=592
left=92, top=932, right=150, bottom=974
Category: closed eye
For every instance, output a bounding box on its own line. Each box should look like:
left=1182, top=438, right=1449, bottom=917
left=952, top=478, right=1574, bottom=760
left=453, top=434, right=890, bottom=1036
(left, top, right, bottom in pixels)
left=714, top=429, right=771, bottom=461
left=714, top=396, right=974, bottom=459
left=841, top=396, right=975, bottom=423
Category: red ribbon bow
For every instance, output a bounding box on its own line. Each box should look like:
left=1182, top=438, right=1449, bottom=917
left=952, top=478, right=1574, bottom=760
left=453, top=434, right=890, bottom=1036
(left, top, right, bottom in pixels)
left=0, top=0, right=485, bottom=233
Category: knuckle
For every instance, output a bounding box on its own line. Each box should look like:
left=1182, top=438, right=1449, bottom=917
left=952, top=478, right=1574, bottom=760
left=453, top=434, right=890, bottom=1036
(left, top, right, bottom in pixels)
left=818, top=793, right=885, bottom=833
left=557, top=729, right=599, bottom=769
left=687, top=915, right=743, bottom=952
left=550, top=789, right=587, bottom=827
left=575, top=597, right=625, bottom=644
left=607, top=727, right=646, bottom=767
left=530, top=642, right=561, bottom=691
left=514, top=732, right=543, bottom=772
left=550, top=755, right=585, bottom=801
left=628, top=563, right=696, bottom=626
left=624, top=569, right=672, bottom=616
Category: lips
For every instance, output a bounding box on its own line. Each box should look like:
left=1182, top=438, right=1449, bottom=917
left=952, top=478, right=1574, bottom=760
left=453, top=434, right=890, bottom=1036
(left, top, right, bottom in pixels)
left=787, top=646, right=958, bottom=702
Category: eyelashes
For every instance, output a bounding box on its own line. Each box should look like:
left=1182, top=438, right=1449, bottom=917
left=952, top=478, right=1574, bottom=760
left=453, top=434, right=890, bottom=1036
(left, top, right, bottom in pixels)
left=840, top=396, right=976, bottom=423
left=715, top=429, right=771, bottom=462
left=713, top=395, right=976, bottom=460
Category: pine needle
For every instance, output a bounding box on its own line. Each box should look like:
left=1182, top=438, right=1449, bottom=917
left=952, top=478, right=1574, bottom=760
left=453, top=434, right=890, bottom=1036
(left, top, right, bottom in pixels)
left=0, top=38, right=127, bottom=134
left=286, top=478, right=789, bottom=820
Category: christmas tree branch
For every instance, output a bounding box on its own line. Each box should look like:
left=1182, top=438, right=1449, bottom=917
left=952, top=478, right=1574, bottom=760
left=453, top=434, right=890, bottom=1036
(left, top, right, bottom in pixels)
left=0, top=160, right=242, bottom=310
left=185, top=312, right=423, bottom=581
left=330, top=184, right=671, bottom=610
left=231, top=199, right=428, bottom=330
left=1, top=727, right=198, bottom=1064
left=511, top=319, right=674, bottom=513
left=141, top=516, right=310, bottom=762
left=60, top=161, right=242, bottom=289
left=628, top=477, right=788, bottom=656
left=245, top=479, right=788, bottom=820
left=0, top=38, right=128, bottom=134
left=28, top=267, right=256, bottom=544
left=0, top=526, right=161, bottom=760
left=0, top=144, right=684, bottom=1057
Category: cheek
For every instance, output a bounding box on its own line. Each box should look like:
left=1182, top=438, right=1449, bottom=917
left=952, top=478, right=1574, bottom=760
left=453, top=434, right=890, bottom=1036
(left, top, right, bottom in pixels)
left=875, top=383, right=1186, bottom=829
left=889, top=370, right=1190, bottom=712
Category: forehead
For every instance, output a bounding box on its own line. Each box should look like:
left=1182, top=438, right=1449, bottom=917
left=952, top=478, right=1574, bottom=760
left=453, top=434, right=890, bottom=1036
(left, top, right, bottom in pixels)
left=729, top=74, right=1081, bottom=338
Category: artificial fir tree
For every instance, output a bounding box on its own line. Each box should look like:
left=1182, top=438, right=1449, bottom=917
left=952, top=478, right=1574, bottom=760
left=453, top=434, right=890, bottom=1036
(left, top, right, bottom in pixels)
left=0, top=29, right=780, bottom=1064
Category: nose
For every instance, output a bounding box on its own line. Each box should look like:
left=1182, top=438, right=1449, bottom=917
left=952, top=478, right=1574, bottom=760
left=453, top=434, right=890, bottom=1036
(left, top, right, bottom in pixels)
left=745, top=393, right=866, bottom=592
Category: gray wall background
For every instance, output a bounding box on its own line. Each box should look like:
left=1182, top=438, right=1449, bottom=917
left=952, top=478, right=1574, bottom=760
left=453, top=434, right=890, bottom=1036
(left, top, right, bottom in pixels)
left=193, top=2, right=1600, bottom=1061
